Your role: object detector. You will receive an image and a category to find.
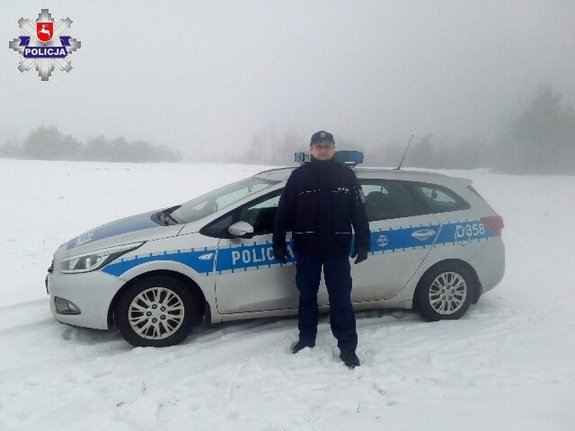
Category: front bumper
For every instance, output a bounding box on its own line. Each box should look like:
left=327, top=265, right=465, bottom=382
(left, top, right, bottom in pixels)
left=46, top=269, right=125, bottom=330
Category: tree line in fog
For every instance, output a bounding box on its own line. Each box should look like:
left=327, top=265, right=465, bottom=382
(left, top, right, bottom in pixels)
left=236, top=86, right=575, bottom=174
left=2, top=86, right=573, bottom=173
left=0, top=127, right=182, bottom=163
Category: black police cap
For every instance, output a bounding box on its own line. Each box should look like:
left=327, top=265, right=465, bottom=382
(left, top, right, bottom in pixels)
left=310, top=130, right=335, bottom=145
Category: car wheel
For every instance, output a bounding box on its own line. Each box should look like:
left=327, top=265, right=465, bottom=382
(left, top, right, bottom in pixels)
left=415, top=264, right=475, bottom=321
left=115, top=275, right=198, bottom=347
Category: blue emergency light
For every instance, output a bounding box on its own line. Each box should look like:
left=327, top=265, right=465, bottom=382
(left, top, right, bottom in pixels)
left=294, top=150, right=364, bottom=166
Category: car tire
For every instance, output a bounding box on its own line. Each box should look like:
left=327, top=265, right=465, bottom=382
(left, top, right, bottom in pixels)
left=415, top=264, right=475, bottom=321
left=115, top=275, right=198, bottom=347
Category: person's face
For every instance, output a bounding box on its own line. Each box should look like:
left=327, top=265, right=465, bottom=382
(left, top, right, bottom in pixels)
left=310, top=142, right=335, bottom=160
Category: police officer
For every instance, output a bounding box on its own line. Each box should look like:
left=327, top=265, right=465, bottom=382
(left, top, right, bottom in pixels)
left=273, top=130, right=370, bottom=368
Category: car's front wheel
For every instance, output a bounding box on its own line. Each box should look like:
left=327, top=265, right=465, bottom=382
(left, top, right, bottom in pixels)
left=415, top=264, right=475, bottom=321
left=115, top=275, right=198, bottom=347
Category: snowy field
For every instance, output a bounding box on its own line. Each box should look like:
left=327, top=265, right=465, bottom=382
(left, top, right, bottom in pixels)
left=0, top=159, right=573, bottom=431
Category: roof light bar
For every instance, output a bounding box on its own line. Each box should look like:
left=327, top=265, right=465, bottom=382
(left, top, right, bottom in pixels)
left=294, top=150, right=364, bottom=167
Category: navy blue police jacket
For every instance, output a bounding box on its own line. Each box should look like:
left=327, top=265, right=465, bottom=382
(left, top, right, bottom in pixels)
left=273, top=157, right=370, bottom=255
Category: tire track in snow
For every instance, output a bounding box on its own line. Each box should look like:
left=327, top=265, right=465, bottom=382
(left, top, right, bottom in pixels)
left=0, top=298, right=56, bottom=338
left=0, top=298, right=47, bottom=313
left=0, top=318, right=57, bottom=338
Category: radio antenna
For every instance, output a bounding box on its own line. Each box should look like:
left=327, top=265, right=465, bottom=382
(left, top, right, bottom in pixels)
left=394, top=134, right=414, bottom=170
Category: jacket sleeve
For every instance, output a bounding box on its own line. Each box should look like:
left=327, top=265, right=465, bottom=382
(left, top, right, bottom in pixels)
left=350, top=174, right=370, bottom=252
left=273, top=174, right=295, bottom=250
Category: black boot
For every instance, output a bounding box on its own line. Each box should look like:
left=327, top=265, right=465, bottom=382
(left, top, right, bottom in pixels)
left=340, top=350, right=360, bottom=368
left=291, top=339, right=315, bottom=354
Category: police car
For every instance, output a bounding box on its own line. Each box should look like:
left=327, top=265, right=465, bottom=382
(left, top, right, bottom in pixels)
left=46, top=152, right=505, bottom=347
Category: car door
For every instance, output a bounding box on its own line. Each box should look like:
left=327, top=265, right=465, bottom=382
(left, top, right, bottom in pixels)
left=350, top=179, right=440, bottom=302
left=211, top=193, right=299, bottom=314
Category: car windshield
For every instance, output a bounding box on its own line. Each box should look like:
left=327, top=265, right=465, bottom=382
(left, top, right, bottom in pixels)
left=171, top=177, right=279, bottom=224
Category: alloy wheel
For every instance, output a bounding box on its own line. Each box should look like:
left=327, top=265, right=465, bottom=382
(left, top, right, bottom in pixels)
left=127, top=287, right=185, bottom=340
left=428, top=272, right=468, bottom=315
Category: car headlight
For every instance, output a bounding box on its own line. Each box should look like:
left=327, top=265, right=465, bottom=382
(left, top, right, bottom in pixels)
left=61, top=242, right=145, bottom=274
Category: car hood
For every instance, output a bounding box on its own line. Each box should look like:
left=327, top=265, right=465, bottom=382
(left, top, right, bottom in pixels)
left=64, top=209, right=183, bottom=255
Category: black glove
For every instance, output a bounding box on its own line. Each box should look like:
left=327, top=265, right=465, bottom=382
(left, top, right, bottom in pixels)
left=351, top=248, right=368, bottom=264
left=273, top=245, right=290, bottom=264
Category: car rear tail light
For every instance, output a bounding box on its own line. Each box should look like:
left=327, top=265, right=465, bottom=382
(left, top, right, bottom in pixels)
left=481, top=216, right=504, bottom=236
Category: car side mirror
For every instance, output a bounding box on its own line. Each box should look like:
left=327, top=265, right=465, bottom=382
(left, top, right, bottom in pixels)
left=228, top=221, right=255, bottom=238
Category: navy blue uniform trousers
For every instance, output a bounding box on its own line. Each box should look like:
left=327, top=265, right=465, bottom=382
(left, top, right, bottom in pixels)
left=295, top=252, right=358, bottom=352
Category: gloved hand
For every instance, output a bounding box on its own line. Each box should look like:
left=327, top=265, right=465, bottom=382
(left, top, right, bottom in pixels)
left=273, top=245, right=290, bottom=264
left=351, top=248, right=368, bottom=264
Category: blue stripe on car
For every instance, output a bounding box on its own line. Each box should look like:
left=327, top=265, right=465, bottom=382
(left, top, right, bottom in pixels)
left=102, top=220, right=496, bottom=277
left=102, top=248, right=215, bottom=277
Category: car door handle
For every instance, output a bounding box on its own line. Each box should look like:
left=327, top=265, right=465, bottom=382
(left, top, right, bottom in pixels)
left=411, top=229, right=436, bottom=241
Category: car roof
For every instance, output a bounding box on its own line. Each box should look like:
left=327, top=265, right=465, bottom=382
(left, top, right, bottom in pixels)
left=254, top=166, right=471, bottom=186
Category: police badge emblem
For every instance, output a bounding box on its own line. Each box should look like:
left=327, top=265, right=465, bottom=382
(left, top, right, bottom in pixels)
left=9, top=9, right=81, bottom=81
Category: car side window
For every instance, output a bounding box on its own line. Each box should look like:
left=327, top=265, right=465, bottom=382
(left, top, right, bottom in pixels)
left=411, top=183, right=470, bottom=213
left=360, top=179, right=469, bottom=221
left=200, top=214, right=234, bottom=238
left=200, top=193, right=281, bottom=238
left=239, top=194, right=280, bottom=236
left=173, top=177, right=277, bottom=224
left=360, top=180, right=420, bottom=221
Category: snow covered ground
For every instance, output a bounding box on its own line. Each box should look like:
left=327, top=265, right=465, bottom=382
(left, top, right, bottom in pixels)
left=0, top=159, right=573, bottom=431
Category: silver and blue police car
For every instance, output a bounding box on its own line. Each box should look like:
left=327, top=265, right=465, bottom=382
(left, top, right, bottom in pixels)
left=46, top=152, right=505, bottom=346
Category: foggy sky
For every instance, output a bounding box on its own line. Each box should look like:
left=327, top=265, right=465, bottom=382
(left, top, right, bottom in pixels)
left=1, top=0, right=574, bottom=159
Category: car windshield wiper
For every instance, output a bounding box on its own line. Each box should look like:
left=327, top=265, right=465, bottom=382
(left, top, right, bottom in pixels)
left=151, top=205, right=181, bottom=226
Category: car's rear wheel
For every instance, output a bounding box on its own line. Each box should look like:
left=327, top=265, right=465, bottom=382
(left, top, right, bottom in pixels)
left=415, top=264, right=475, bottom=321
left=115, top=275, right=198, bottom=347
